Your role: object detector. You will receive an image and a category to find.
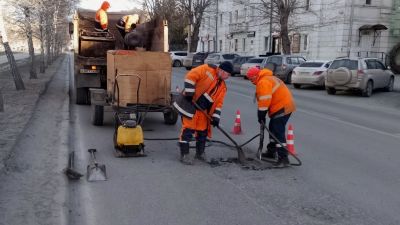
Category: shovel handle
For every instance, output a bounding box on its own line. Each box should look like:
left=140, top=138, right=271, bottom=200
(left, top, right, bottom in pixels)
left=257, top=122, right=265, bottom=160
left=193, top=102, right=246, bottom=164
left=88, top=149, right=98, bottom=164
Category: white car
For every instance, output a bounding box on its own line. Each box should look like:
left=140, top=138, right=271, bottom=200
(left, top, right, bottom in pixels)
left=292, top=60, right=332, bottom=88
left=182, top=52, right=196, bottom=70
left=170, top=51, right=188, bottom=67
left=240, top=57, right=267, bottom=77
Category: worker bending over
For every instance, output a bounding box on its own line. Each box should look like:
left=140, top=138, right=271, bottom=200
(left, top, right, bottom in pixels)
left=173, top=62, right=233, bottom=165
left=116, top=14, right=140, bottom=38
left=95, top=1, right=110, bottom=32
left=246, top=67, right=296, bottom=167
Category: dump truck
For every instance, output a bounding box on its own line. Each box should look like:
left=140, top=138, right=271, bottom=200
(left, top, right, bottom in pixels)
left=70, top=9, right=169, bottom=104
left=70, top=9, right=178, bottom=127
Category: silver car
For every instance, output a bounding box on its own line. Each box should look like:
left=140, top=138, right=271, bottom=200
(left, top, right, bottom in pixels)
left=204, top=53, right=239, bottom=65
left=240, top=57, right=267, bottom=77
left=325, top=58, right=395, bottom=97
left=292, top=61, right=331, bottom=88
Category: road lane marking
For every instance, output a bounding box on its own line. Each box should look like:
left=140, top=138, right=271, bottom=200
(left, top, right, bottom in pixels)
left=230, top=91, right=400, bottom=140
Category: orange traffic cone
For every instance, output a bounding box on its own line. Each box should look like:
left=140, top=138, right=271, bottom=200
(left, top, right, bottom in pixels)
left=232, top=110, right=242, bottom=135
left=286, top=124, right=297, bottom=155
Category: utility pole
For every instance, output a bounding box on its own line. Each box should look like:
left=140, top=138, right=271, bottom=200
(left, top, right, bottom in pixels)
left=215, top=0, right=218, bottom=52
left=269, top=0, right=273, bottom=53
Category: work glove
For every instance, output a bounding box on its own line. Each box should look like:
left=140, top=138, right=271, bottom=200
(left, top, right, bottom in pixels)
left=211, top=119, right=219, bottom=127
left=257, top=110, right=267, bottom=124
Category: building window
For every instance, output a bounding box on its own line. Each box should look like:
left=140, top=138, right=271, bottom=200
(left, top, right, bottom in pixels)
left=244, top=8, right=247, bottom=21
left=220, top=14, right=223, bottom=25
left=250, top=6, right=255, bottom=21
left=235, top=10, right=238, bottom=22
left=242, top=38, right=246, bottom=51
left=305, top=0, right=310, bottom=10
left=234, top=39, right=238, bottom=51
left=219, top=40, right=222, bottom=52
left=207, top=17, right=210, bottom=27
left=201, top=41, right=204, bottom=52
left=229, top=12, right=232, bottom=23
left=208, top=40, right=211, bottom=52
left=366, top=0, right=371, bottom=5
left=264, top=36, right=269, bottom=51
left=303, top=34, right=308, bottom=50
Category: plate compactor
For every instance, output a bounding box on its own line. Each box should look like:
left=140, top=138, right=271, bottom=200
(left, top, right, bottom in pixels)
left=113, top=112, right=146, bottom=157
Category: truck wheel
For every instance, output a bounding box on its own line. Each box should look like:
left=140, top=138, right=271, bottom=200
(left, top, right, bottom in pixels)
left=76, top=88, right=89, bottom=105
left=92, top=105, right=104, bottom=126
left=293, top=84, right=301, bottom=89
left=389, top=43, right=400, bottom=74
left=384, top=76, right=394, bottom=92
left=164, top=109, right=178, bottom=125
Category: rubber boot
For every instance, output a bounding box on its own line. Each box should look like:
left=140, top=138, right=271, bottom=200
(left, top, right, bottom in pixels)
left=195, top=141, right=206, bottom=161
left=262, top=143, right=277, bottom=159
left=274, top=148, right=290, bottom=168
left=179, top=142, right=192, bottom=165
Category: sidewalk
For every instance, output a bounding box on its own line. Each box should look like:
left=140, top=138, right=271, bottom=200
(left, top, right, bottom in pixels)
left=0, top=55, right=65, bottom=172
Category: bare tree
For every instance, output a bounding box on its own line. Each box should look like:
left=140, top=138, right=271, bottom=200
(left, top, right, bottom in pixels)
left=0, top=12, right=25, bottom=90
left=178, top=0, right=213, bottom=52
left=143, top=0, right=187, bottom=50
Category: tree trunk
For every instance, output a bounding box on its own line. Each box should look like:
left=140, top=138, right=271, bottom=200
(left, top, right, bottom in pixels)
left=190, top=22, right=201, bottom=52
left=280, top=11, right=291, bottom=54
left=24, top=7, right=37, bottom=79
left=0, top=38, right=25, bottom=90
left=39, top=15, right=45, bottom=73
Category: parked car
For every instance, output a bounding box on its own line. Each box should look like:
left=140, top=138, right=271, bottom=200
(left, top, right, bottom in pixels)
left=204, top=53, right=240, bottom=65
left=170, top=51, right=188, bottom=67
left=232, top=56, right=254, bottom=75
left=183, top=52, right=196, bottom=70
left=240, top=57, right=267, bottom=77
left=192, top=52, right=210, bottom=68
left=261, top=55, right=306, bottom=83
left=292, top=60, right=332, bottom=88
left=325, top=58, right=395, bottom=97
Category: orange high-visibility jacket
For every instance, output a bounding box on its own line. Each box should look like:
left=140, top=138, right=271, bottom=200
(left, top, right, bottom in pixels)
left=182, top=64, right=227, bottom=137
left=255, top=69, right=296, bottom=117
left=95, top=3, right=109, bottom=30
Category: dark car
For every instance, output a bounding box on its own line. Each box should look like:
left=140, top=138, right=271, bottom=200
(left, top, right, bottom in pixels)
left=261, top=55, right=306, bottom=83
left=192, top=52, right=210, bottom=68
left=232, top=56, right=254, bottom=75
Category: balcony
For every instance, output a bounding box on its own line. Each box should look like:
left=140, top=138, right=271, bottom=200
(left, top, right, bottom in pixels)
left=229, top=22, right=249, bottom=34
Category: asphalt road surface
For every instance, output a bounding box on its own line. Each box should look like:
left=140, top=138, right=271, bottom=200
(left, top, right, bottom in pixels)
left=68, top=61, right=400, bottom=225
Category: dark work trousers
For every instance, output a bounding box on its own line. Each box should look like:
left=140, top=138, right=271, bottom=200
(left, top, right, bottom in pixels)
left=180, top=128, right=207, bottom=146
left=267, top=113, right=291, bottom=158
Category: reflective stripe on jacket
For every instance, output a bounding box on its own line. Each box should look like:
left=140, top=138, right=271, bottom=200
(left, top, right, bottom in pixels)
left=182, top=64, right=227, bottom=137
left=256, top=69, right=296, bottom=117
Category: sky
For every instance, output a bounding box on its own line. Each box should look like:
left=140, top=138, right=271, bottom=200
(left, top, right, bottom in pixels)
left=79, top=0, right=143, bottom=11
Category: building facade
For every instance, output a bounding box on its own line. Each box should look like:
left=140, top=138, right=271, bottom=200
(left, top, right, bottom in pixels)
left=197, top=0, right=399, bottom=61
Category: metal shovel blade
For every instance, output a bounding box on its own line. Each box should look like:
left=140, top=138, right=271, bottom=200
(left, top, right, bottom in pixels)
left=87, top=163, right=107, bottom=182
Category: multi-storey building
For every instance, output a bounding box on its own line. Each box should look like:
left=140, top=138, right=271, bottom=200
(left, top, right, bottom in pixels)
left=197, top=0, right=399, bottom=61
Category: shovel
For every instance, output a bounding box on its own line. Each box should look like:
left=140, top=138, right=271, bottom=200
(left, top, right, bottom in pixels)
left=256, top=123, right=265, bottom=160
left=87, top=149, right=107, bottom=182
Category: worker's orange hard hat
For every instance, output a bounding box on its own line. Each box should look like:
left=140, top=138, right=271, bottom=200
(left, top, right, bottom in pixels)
left=101, top=1, right=110, bottom=10
left=246, top=67, right=260, bottom=80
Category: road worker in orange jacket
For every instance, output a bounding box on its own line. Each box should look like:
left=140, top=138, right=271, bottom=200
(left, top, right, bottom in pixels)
left=175, top=62, right=233, bottom=165
left=95, top=1, right=110, bottom=32
left=116, top=14, right=140, bottom=38
left=246, top=67, right=296, bottom=167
